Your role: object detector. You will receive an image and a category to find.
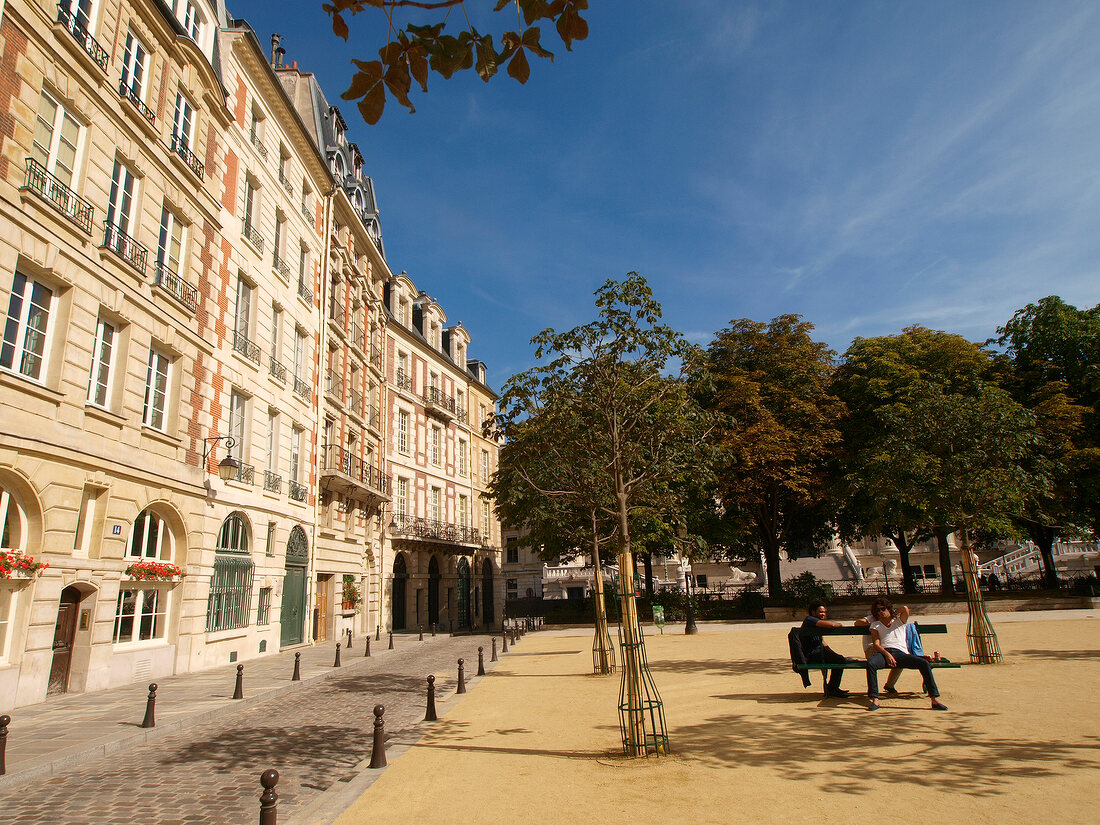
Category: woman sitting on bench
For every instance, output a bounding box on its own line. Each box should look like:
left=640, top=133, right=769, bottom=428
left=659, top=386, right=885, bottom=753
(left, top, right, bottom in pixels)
left=866, top=598, right=949, bottom=712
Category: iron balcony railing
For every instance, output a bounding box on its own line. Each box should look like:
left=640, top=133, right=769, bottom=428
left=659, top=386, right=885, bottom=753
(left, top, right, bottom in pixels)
left=242, top=219, right=265, bottom=253
left=153, top=262, right=199, bottom=313
left=272, top=251, right=290, bottom=280
left=233, top=329, right=261, bottom=364
left=234, top=462, right=255, bottom=485
left=56, top=4, right=109, bottom=72
left=424, top=386, right=457, bottom=415
left=388, top=514, right=481, bottom=546
left=351, top=320, right=365, bottom=352
left=329, top=298, right=345, bottom=328
left=395, top=372, right=412, bottom=391
left=103, top=221, right=148, bottom=275
left=170, top=134, right=204, bottom=180
left=278, top=170, right=294, bottom=198
left=325, top=369, right=344, bottom=400
left=350, top=393, right=363, bottom=418
left=321, top=444, right=391, bottom=495
left=288, top=480, right=308, bottom=502
left=118, top=80, right=155, bottom=126
left=269, top=355, right=287, bottom=382
left=293, top=375, right=311, bottom=402
left=263, top=470, right=282, bottom=494
left=249, top=130, right=268, bottom=160
left=370, top=346, right=382, bottom=371
left=301, top=201, right=312, bottom=221
left=297, top=277, right=313, bottom=305
left=457, top=408, right=468, bottom=424
left=24, top=158, right=93, bottom=234
left=368, top=408, right=380, bottom=432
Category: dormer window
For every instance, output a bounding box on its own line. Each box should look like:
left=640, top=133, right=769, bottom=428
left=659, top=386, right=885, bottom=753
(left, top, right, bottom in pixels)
left=332, top=153, right=345, bottom=179
left=455, top=343, right=465, bottom=370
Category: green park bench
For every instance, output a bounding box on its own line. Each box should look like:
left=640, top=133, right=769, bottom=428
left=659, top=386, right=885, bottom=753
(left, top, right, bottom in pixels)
left=792, top=623, right=962, bottom=696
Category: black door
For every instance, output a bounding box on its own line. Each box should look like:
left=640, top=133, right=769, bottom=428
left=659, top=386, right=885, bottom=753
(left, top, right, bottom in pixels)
left=391, top=554, right=407, bottom=630
left=428, top=556, right=440, bottom=626
left=456, top=558, right=471, bottom=629
left=482, top=559, right=495, bottom=629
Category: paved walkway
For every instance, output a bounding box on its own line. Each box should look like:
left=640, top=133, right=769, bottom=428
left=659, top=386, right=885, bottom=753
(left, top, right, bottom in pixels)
left=0, top=627, right=512, bottom=824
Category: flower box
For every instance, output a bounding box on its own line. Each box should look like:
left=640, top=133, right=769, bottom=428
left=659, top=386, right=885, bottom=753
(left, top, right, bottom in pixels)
left=125, top=561, right=184, bottom=581
left=0, top=550, right=48, bottom=579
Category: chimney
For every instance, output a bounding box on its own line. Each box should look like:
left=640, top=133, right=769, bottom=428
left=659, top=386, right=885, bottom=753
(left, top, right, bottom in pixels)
left=270, top=33, right=280, bottom=68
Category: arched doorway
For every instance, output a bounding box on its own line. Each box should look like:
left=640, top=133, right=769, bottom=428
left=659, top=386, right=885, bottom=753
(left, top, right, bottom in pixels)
left=391, top=554, right=408, bottom=630
left=482, top=558, right=495, bottom=629
left=48, top=586, right=82, bottom=695
left=456, top=557, right=471, bottom=630
left=280, top=526, right=308, bottom=647
left=428, top=556, right=441, bottom=627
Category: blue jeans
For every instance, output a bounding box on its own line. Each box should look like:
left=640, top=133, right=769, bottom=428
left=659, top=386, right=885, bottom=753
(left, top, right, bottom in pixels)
left=867, top=648, right=939, bottom=698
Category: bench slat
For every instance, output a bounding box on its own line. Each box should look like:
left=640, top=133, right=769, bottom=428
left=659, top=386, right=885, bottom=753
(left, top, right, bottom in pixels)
left=795, top=623, right=949, bottom=636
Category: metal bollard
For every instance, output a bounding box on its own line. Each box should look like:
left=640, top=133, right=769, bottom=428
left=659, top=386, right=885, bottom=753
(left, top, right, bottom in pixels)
left=388, top=630, right=394, bottom=650
left=292, top=652, right=301, bottom=681
left=477, top=646, right=485, bottom=676
left=419, top=625, right=423, bottom=641
left=364, top=636, right=371, bottom=657
left=233, top=664, right=244, bottom=700
left=432, top=622, right=437, bottom=637
left=334, top=642, right=342, bottom=668
left=141, top=683, right=157, bottom=729
left=1, top=714, right=9, bottom=776
left=491, top=637, right=498, bottom=662
left=425, top=675, right=438, bottom=721
left=376, top=624, right=380, bottom=641
left=457, top=658, right=466, bottom=694
left=259, top=768, right=279, bottom=825
left=369, top=705, right=387, bottom=768
left=346, top=627, right=353, bottom=650
left=501, top=630, right=509, bottom=653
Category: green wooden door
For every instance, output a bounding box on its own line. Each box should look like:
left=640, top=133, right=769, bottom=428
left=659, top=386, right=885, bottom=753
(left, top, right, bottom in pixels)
left=281, top=526, right=309, bottom=647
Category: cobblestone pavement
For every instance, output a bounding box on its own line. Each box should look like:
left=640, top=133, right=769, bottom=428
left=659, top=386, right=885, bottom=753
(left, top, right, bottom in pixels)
left=0, top=633, right=500, bottom=825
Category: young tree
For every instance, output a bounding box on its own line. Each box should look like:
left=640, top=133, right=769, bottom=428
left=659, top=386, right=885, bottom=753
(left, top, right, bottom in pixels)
left=325, top=0, right=590, bottom=123
left=490, top=273, right=709, bottom=755
left=698, top=316, right=845, bottom=597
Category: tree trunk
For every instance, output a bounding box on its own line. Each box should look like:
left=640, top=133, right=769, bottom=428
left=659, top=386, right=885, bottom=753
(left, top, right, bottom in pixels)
left=590, top=511, right=613, bottom=675
left=643, top=553, right=654, bottom=598
left=1022, top=521, right=1059, bottom=589
left=934, top=527, right=955, bottom=596
left=885, top=527, right=918, bottom=594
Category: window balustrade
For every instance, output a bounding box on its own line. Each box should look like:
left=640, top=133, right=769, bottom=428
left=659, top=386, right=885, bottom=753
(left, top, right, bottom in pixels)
left=24, top=157, right=93, bottom=234
left=118, top=80, right=155, bottom=126
left=153, top=262, right=199, bottom=313
left=170, top=134, right=204, bottom=180
left=56, top=4, right=109, bottom=72
left=233, top=329, right=261, bottom=364
left=242, top=219, right=265, bottom=253
left=103, top=221, right=148, bottom=275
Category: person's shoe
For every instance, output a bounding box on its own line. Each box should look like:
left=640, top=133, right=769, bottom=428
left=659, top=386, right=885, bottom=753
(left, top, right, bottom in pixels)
left=868, top=699, right=881, bottom=711
left=826, top=688, right=850, bottom=698
left=931, top=701, right=949, bottom=711
left=884, top=686, right=900, bottom=695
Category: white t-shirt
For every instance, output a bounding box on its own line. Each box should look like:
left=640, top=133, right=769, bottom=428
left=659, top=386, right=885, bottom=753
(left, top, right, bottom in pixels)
left=861, top=615, right=875, bottom=655
left=870, top=616, right=908, bottom=651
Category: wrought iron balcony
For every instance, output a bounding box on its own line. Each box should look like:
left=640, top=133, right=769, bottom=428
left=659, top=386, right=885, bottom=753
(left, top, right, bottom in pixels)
left=278, top=170, right=294, bottom=198
left=233, top=329, right=261, bottom=364
left=242, top=220, right=265, bottom=253
left=250, top=130, right=268, bottom=160
left=388, top=514, right=481, bottom=548
left=367, top=408, right=380, bottom=433
left=103, top=221, right=148, bottom=275
left=272, top=251, right=290, bottom=280
left=297, top=277, right=313, bottom=305
left=325, top=369, right=344, bottom=400
left=351, top=320, right=365, bottom=352
left=233, top=462, right=255, bottom=485
left=350, top=393, right=364, bottom=418
left=424, top=386, right=457, bottom=420
left=328, top=299, right=345, bottom=328
left=153, top=262, right=198, bottom=313
left=289, top=480, right=308, bottom=502
left=301, top=201, right=313, bottom=221
left=320, top=444, right=391, bottom=500
left=395, top=372, right=412, bottom=392
left=118, top=80, right=155, bottom=126
left=269, top=355, right=287, bottom=382
left=457, top=408, right=469, bottom=425
left=171, top=134, right=204, bottom=180
left=263, top=470, right=282, bottom=494
left=293, top=375, right=311, bottom=402
left=56, top=4, right=108, bottom=72
left=24, top=158, right=92, bottom=234
left=370, top=346, right=382, bottom=371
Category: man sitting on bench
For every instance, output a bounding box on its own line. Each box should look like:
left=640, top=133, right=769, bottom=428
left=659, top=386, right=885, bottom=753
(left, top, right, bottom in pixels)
left=867, top=598, right=949, bottom=712
left=801, top=602, right=855, bottom=697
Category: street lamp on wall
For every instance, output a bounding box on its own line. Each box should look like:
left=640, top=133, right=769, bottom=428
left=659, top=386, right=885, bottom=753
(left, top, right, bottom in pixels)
left=202, top=435, right=239, bottom=482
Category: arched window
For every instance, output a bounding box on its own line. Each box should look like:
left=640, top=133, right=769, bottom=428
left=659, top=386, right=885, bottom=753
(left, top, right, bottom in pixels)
left=0, top=485, right=26, bottom=552
left=128, top=509, right=170, bottom=560
left=207, top=513, right=254, bottom=632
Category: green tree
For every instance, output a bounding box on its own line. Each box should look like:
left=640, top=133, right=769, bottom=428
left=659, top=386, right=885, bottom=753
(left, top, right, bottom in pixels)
left=995, top=296, right=1100, bottom=583
left=325, top=0, right=590, bottom=123
left=490, top=273, right=709, bottom=755
left=698, top=315, right=845, bottom=598
left=833, top=327, right=992, bottom=593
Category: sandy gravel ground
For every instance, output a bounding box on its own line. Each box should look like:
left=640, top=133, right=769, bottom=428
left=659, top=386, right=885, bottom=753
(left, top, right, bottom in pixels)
left=331, top=611, right=1100, bottom=825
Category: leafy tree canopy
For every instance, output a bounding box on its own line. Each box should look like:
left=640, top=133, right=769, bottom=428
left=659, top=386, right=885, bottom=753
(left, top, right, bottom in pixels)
left=325, top=0, right=590, bottom=123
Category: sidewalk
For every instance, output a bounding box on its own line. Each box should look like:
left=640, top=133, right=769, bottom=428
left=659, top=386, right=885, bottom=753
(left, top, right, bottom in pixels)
left=0, top=627, right=463, bottom=788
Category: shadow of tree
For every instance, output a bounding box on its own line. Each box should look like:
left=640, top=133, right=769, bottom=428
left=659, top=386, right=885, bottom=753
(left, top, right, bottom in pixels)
left=667, top=710, right=1100, bottom=796
left=1008, top=649, right=1100, bottom=661
left=645, top=657, right=789, bottom=677
left=328, top=673, right=425, bottom=695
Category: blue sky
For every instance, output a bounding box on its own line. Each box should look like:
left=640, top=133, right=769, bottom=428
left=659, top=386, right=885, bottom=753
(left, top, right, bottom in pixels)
left=228, top=1, right=1100, bottom=390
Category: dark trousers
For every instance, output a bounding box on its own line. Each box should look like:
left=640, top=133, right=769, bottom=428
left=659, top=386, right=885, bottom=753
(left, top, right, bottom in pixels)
left=867, top=648, right=940, bottom=698
left=807, top=645, right=847, bottom=691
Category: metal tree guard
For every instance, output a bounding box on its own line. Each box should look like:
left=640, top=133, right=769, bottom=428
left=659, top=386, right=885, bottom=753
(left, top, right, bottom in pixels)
left=616, top=552, right=669, bottom=757
left=959, top=530, right=1003, bottom=664
left=591, top=544, right=616, bottom=675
